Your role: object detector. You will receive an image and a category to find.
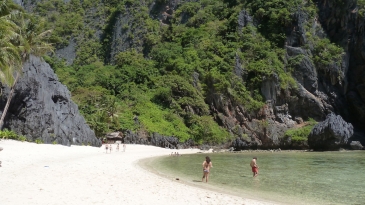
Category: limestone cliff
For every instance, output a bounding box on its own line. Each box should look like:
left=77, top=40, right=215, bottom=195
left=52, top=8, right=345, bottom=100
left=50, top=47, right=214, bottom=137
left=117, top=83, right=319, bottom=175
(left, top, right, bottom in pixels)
left=0, top=56, right=101, bottom=147
left=11, top=0, right=365, bottom=150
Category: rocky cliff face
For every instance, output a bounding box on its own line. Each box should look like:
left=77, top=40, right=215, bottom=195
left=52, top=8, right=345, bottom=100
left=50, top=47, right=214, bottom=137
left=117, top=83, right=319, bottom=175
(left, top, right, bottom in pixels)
left=0, top=56, right=101, bottom=147
left=320, top=0, right=365, bottom=130
left=208, top=2, right=365, bottom=150
left=12, top=0, right=364, bottom=150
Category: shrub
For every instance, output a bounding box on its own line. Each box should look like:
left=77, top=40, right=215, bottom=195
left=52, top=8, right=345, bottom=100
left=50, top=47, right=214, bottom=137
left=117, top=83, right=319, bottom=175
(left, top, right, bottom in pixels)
left=0, top=129, right=18, bottom=140
left=35, top=139, right=44, bottom=144
left=18, top=135, right=27, bottom=142
left=284, top=119, right=317, bottom=142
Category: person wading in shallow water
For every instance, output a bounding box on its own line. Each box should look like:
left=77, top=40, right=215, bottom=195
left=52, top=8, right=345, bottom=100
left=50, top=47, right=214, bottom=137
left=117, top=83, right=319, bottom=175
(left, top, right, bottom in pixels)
left=202, top=156, right=213, bottom=182
left=250, top=157, right=259, bottom=177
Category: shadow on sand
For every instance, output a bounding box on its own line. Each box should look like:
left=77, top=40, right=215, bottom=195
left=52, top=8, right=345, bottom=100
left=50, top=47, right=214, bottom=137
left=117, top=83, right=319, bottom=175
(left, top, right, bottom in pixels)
left=192, top=180, right=203, bottom=182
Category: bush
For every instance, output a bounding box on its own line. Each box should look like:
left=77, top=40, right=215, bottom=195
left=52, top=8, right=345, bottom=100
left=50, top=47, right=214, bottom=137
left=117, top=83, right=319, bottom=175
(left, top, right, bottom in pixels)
left=18, top=135, right=27, bottom=142
left=0, top=129, right=18, bottom=139
left=284, top=119, right=317, bottom=142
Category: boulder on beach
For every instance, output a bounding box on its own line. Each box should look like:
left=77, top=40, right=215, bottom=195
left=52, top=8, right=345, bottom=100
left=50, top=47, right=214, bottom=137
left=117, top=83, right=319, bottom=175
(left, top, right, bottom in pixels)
left=308, top=113, right=353, bottom=151
left=350, top=141, right=363, bottom=150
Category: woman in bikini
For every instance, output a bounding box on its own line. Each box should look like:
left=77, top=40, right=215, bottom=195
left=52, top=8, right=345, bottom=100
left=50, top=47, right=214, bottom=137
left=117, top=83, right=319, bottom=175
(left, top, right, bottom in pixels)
left=202, top=156, right=213, bottom=183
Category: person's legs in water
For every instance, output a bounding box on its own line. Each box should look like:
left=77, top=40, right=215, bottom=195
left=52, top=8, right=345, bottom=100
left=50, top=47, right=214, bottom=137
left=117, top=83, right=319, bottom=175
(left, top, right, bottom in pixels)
left=252, top=167, right=258, bottom=177
left=202, top=170, right=209, bottom=182
left=205, top=172, right=209, bottom=182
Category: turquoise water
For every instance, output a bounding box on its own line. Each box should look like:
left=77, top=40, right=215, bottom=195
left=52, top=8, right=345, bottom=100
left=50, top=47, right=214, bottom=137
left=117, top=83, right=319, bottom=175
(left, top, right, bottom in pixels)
left=143, top=151, right=365, bottom=205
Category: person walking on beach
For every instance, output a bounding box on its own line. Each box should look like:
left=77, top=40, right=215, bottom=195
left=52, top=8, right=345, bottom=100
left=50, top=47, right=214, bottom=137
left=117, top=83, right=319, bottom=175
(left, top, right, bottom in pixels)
left=0, top=147, right=3, bottom=167
left=105, top=144, right=109, bottom=153
left=123, top=144, right=126, bottom=152
left=250, top=157, right=259, bottom=177
left=116, top=143, right=120, bottom=152
left=109, top=144, right=113, bottom=153
left=202, top=156, right=213, bottom=182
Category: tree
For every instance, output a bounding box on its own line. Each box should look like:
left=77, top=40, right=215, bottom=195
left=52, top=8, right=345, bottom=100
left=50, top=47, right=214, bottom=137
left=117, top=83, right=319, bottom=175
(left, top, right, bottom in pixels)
left=0, top=11, right=54, bottom=129
left=0, top=0, right=22, bottom=87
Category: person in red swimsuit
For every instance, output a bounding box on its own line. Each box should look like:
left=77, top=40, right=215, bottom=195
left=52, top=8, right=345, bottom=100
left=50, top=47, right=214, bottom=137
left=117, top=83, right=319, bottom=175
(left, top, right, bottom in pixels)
left=250, top=157, right=259, bottom=177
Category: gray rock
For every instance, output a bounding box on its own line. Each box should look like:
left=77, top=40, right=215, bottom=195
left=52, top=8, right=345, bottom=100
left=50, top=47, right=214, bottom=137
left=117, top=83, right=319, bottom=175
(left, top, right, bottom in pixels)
left=232, top=137, right=248, bottom=150
left=151, top=132, right=178, bottom=148
left=0, top=56, right=101, bottom=147
left=238, top=10, right=253, bottom=31
left=295, top=117, right=304, bottom=124
left=55, top=39, right=77, bottom=65
left=350, top=141, right=363, bottom=150
left=122, top=130, right=194, bottom=149
left=234, top=53, right=245, bottom=79
left=308, top=113, right=353, bottom=150
left=261, top=75, right=279, bottom=102
left=200, top=144, right=210, bottom=151
left=123, top=130, right=148, bottom=145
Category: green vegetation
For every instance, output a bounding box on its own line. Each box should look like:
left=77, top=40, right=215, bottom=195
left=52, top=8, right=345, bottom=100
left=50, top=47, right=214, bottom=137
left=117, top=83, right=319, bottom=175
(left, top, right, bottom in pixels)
left=284, top=119, right=317, bottom=142
left=40, top=0, right=325, bottom=143
left=0, top=129, right=25, bottom=141
left=35, top=139, right=44, bottom=144
left=1, top=0, right=344, bottom=145
left=0, top=0, right=54, bottom=130
left=243, top=0, right=302, bottom=47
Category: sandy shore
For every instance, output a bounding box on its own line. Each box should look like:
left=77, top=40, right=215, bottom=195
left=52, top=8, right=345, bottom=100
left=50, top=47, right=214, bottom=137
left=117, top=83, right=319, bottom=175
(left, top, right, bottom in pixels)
left=0, top=140, right=278, bottom=205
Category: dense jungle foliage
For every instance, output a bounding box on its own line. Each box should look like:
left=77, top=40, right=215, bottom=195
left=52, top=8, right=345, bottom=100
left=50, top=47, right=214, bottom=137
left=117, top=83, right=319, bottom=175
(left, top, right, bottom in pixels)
left=32, top=0, right=344, bottom=144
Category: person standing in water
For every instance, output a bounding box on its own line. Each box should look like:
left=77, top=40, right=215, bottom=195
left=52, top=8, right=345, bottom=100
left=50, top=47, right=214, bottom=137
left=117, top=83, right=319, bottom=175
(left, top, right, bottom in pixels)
left=202, top=156, right=213, bottom=182
left=250, top=157, right=259, bottom=177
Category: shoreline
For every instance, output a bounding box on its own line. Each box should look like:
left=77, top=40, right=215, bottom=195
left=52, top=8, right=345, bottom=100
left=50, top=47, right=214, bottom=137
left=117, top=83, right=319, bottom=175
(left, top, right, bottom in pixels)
left=0, top=140, right=278, bottom=205
left=138, top=155, right=283, bottom=205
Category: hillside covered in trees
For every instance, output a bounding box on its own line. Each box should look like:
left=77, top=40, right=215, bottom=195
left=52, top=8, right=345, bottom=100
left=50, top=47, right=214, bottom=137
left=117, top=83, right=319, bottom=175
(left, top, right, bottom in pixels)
left=5, top=0, right=365, bottom=149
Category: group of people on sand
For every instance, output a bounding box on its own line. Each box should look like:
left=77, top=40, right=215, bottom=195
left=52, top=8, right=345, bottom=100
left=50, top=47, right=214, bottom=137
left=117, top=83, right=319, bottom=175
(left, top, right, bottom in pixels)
left=104, top=143, right=126, bottom=153
left=201, top=156, right=259, bottom=183
left=170, top=152, right=181, bottom=156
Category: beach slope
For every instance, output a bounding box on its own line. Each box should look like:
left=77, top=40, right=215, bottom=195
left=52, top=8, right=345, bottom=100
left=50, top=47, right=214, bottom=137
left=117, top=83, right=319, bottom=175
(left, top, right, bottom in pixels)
left=0, top=140, right=276, bottom=205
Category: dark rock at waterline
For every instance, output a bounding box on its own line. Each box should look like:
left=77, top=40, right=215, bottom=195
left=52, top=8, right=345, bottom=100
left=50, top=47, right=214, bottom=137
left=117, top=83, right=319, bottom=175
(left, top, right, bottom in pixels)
left=122, top=130, right=194, bottom=149
left=308, top=113, right=353, bottom=150
left=232, top=137, right=249, bottom=150
left=350, top=141, right=363, bottom=150
left=123, top=130, right=148, bottom=145
left=0, top=56, right=101, bottom=147
left=151, top=132, right=179, bottom=148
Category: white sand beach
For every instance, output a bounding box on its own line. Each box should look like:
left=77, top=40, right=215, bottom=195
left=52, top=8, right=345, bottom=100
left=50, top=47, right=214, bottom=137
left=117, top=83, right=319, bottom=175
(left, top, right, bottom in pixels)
left=0, top=140, right=278, bottom=205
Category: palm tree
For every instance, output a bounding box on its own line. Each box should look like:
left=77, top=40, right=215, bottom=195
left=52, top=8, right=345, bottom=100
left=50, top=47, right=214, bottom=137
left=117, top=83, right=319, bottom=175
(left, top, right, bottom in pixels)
left=0, top=0, right=22, bottom=86
left=0, top=11, right=54, bottom=129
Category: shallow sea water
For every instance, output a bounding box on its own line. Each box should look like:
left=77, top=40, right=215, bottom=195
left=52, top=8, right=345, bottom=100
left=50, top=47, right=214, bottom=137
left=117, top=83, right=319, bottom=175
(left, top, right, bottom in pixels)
left=144, top=151, right=365, bottom=205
